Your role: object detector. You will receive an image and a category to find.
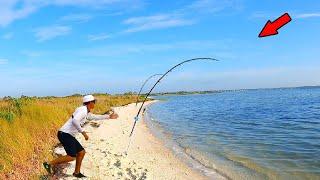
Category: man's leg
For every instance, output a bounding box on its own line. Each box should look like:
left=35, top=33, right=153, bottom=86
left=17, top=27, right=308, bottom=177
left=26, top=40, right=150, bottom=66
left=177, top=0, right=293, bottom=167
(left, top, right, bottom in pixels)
left=43, top=155, right=75, bottom=174
left=74, top=150, right=85, bottom=174
left=50, top=155, right=75, bottom=165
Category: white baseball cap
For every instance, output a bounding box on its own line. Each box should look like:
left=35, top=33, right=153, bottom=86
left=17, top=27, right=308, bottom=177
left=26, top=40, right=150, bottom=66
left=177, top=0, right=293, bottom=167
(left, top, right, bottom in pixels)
left=83, top=95, right=95, bottom=103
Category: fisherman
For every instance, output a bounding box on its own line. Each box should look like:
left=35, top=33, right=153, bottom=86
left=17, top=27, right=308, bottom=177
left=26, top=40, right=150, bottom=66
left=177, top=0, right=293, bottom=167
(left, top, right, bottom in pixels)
left=43, top=95, right=118, bottom=178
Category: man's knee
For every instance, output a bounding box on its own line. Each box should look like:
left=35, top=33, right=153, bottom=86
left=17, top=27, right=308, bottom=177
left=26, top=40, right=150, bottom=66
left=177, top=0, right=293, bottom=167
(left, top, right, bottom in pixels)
left=67, top=155, right=76, bottom=161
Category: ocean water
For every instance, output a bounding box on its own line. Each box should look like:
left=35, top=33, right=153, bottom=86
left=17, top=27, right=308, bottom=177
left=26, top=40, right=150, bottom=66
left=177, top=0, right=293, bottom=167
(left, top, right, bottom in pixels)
left=146, top=87, right=320, bottom=180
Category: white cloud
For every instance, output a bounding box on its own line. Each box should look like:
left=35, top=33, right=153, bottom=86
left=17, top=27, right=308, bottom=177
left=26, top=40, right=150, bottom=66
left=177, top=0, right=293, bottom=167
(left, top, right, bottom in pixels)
left=49, top=0, right=125, bottom=7
left=0, top=0, right=142, bottom=27
left=88, top=33, right=110, bottom=41
left=21, top=50, right=43, bottom=57
left=123, top=14, right=194, bottom=33
left=251, top=12, right=320, bottom=20
left=60, top=13, right=92, bottom=23
left=20, top=40, right=222, bottom=59
left=296, top=13, right=320, bottom=19
left=0, top=1, right=39, bottom=27
left=187, top=0, right=240, bottom=13
left=2, top=32, right=14, bottom=39
left=122, top=0, right=239, bottom=33
left=80, top=40, right=220, bottom=57
left=250, top=12, right=270, bottom=19
left=0, top=59, right=8, bottom=65
left=34, top=25, right=71, bottom=42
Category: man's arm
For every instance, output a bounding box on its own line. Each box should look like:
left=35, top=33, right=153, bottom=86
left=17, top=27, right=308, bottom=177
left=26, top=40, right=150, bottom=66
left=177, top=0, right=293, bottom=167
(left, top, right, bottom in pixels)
left=87, top=113, right=110, bottom=121
left=72, top=113, right=85, bottom=133
left=71, top=109, right=89, bottom=140
left=87, top=112, right=119, bottom=121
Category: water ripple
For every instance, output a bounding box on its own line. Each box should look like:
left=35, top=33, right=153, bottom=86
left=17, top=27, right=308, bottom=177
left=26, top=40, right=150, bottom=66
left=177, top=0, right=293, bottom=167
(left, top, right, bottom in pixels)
left=149, top=88, right=320, bottom=179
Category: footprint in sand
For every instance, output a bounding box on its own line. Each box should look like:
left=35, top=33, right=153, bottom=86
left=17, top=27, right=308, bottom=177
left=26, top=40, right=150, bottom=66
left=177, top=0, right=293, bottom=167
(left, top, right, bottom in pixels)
left=49, top=132, right=148, bottom=179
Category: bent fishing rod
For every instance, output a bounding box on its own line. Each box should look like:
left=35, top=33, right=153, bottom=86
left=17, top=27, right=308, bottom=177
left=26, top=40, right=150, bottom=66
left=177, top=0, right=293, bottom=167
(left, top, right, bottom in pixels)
left=135, top=73, right=163, bottom=106
left=125, top=57, right=219, bottom=154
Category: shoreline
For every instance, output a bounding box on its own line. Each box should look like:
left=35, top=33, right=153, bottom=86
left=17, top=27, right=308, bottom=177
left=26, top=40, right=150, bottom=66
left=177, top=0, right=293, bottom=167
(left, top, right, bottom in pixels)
left=45, top=101, right=210, bottom=179
left=144, top=101, right=227, bottom=180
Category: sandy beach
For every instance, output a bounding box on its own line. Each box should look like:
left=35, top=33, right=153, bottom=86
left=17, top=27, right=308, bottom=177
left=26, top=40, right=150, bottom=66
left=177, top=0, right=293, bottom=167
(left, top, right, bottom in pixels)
left=48, top=101, right=213, bottom=180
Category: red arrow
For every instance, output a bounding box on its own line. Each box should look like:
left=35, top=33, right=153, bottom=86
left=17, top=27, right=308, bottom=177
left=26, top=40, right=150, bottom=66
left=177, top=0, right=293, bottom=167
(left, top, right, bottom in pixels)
left=259, top=13, right=292, bottom=38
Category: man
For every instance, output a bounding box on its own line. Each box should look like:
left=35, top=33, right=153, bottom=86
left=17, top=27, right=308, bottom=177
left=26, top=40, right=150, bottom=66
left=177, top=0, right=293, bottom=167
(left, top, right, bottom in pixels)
left=43, top=95, right=118, bottom=178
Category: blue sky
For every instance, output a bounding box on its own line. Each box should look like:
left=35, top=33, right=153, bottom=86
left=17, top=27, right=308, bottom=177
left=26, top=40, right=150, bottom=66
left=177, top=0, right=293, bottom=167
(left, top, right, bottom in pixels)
left=0, top=0, right=319, bottom=97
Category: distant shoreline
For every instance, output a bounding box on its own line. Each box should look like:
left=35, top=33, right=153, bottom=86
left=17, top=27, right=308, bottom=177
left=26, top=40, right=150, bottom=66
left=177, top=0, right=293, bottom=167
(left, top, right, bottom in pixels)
left=1, top=85, right=319, bottom=99
left=150, top=85, right=320, bottom=96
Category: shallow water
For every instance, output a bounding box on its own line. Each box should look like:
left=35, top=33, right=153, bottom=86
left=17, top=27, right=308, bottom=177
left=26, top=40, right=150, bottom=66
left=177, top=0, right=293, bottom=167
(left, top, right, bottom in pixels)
left=147, top=87, right=320, bottom=179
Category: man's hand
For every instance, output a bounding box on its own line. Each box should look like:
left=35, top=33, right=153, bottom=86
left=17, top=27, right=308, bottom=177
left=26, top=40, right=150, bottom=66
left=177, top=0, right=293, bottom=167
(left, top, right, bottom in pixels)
left=109, top=112, right=119, bottom=119
left=82, top=132, right=89, bottom=140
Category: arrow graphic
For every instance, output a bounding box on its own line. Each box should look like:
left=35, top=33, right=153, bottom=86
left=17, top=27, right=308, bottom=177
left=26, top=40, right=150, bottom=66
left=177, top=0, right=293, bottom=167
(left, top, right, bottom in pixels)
left=259, top=13, right=292, bottom=38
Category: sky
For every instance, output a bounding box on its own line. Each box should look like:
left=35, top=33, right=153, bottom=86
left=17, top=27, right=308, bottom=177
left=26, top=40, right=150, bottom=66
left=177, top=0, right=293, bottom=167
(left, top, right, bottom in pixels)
left=0, top=0, right=319, bottom=97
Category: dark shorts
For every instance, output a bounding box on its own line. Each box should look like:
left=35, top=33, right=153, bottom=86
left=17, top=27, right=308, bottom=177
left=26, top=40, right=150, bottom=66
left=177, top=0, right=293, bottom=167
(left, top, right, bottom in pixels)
left=57, top=131, right=84, bottom=157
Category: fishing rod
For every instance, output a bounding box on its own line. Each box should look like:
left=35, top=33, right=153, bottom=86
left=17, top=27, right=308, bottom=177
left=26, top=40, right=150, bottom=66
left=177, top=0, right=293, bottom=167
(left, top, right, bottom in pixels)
left=125, top=57, right=219, bottom=154
left=135, top=73, right=163, bottom=106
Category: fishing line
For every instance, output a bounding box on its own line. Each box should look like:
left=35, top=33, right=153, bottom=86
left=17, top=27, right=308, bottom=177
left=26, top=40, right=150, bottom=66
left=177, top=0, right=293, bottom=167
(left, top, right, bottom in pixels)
left=125, top=57, right=219, bottom=155
left=135, top=73, right=163, bottom=106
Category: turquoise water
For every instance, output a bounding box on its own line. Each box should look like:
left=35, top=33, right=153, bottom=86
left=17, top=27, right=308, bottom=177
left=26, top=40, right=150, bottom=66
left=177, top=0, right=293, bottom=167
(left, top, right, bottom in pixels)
left=147, top=87, right=320, bottom=179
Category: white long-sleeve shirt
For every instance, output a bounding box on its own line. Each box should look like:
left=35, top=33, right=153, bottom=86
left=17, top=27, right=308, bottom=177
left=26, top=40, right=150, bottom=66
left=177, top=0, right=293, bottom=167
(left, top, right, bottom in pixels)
left=59, top=106, right=109, bottom=136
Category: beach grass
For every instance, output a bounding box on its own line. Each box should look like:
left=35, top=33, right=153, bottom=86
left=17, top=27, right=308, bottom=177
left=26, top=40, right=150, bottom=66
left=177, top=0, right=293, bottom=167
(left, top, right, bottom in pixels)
left=0, top=94, right=143, bottom=178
